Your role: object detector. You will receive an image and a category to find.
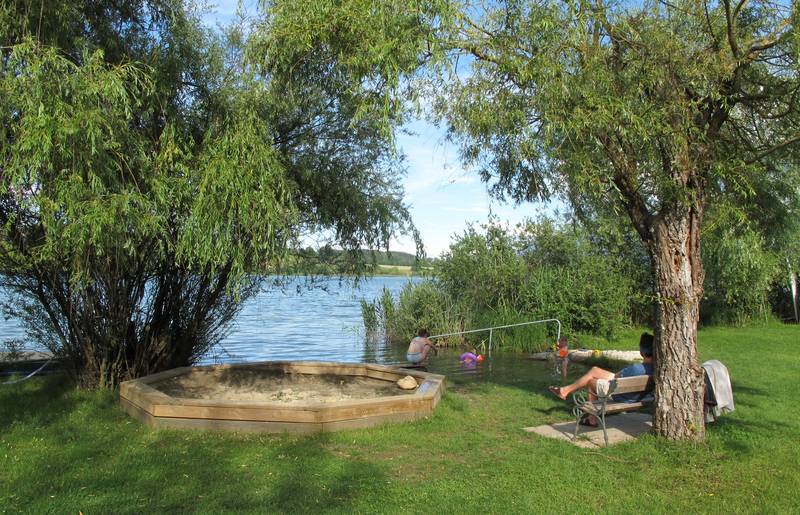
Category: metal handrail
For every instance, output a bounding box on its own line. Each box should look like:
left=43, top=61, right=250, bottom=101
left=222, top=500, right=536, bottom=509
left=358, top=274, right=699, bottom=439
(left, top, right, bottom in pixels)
left=428, top=318, right=561, bottom=354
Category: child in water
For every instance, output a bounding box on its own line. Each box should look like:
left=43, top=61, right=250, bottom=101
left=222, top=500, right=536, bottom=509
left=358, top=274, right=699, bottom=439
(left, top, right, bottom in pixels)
left=555, top=336, right=569, bottom=378
left=406, top=328, right=436, bottom=364
left=459, top=349, right=484, bottom=366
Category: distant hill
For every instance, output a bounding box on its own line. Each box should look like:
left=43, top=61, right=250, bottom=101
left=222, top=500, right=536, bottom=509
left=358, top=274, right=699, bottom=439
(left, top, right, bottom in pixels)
left=358, top=249, right=433, bottom=267
left=283, top=247, right=435, bottom=275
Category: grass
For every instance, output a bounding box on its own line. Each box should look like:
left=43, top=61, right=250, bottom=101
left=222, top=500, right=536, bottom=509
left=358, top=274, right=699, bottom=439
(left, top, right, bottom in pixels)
left=370, top=264, right=432, bottom=276
left=373, top=264, right=415, bottom=276
left=1, top=325, right=798, bottom=513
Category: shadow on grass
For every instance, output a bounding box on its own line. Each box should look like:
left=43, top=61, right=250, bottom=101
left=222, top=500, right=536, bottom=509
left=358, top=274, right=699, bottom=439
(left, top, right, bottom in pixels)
left=530, top=405, right=568, bottom=416
left=725, top=383, right=770, bottom=410
left=0, top=373, right=77, bottom=433
left=265, top=434, right=388, bottom=511
left=2, top=375, right=390, bottom=513
left=82, top=431, right=390, bottom=512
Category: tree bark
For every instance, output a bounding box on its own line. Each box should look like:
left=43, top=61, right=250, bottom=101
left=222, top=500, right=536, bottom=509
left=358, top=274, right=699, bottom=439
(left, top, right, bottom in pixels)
left=649, top=201, right=706, bottom=440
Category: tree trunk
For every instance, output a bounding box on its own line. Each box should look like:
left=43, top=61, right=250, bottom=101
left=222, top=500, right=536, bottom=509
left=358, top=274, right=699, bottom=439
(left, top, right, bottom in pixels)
left=649, top=202, right=706, bottom=440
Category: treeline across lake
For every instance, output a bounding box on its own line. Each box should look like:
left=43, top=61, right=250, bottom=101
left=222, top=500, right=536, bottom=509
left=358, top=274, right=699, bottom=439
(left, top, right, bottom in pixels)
left=363, top=217, right=797, bottom=351
left=286, top=248, right=433, bottom=276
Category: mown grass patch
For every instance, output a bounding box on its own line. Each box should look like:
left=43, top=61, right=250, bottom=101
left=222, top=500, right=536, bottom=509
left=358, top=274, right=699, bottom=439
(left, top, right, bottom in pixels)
left=1, top=325, right=798, bottom=513
left=371, top=264, right=422, bottom=276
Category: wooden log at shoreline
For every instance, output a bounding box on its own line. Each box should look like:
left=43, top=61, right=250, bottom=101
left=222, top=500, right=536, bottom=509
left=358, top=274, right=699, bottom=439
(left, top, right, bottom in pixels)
left=528, top=349, right=642, bottom=364
left=0, top=351, right=54, bottom=362
left=0, top=352, right=62, bottom=377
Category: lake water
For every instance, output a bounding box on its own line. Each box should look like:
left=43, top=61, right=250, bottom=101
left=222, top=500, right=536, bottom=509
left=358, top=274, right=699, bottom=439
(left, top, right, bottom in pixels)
left=202, top=276, right=416, bottom=364
left=1, top=276, right=564, bottom=382
left=0, top=276, right=415, bottom=362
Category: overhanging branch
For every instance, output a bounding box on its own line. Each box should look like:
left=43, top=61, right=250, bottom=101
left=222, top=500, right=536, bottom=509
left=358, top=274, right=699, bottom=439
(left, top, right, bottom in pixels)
left=745, top=134, right=800, bottom=164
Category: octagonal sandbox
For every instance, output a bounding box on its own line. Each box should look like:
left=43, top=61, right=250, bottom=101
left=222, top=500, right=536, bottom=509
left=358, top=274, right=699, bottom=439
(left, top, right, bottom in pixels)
left=119, top=361, right=445, bottom=433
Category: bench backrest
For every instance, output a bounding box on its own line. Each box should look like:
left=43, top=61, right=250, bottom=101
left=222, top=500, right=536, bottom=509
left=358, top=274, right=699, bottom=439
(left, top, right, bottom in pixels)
left=610, top=375, right=654, bottom=395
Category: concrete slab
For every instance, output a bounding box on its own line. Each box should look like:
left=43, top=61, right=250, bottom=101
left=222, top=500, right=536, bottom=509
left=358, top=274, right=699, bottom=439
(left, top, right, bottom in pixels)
left=523, top=412, right=653, bottom=448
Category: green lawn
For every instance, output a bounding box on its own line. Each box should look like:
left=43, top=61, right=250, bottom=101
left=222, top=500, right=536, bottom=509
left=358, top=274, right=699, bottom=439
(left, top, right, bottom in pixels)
left=373, top=264, right=415, bottom=276
left=2, top=325, right=798, bottom=513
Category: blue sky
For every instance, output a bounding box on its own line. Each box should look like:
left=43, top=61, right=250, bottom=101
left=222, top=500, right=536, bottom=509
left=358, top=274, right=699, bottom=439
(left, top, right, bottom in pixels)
left=203, top=1, right=540, bottom=257
left=394, top=120, right=537, bottom=256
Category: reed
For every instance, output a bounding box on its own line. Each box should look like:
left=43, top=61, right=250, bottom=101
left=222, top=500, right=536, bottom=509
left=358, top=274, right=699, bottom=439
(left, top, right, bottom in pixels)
left=362, top=222, right=641, bottom=349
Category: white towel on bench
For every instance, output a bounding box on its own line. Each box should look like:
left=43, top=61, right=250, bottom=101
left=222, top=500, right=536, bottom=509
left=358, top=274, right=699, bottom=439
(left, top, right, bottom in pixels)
left=595, top=379, right=611, bottom=397
left=702, top=360, right=734, bottom=422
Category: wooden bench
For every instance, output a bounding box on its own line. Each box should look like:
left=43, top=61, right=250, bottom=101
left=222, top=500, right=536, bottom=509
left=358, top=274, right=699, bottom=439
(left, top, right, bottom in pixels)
left=572, top=375, right=654, bottom=445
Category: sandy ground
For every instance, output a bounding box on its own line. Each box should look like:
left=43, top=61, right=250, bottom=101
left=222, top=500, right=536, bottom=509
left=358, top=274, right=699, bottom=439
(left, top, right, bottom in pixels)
left=154, top=368, right=414, bottom=404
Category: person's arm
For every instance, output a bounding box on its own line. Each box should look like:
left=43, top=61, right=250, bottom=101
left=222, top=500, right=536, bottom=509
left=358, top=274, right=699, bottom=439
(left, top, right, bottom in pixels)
left=425, top=338, right=438, bottom=354
left=615, top=364, right=645, bottom=378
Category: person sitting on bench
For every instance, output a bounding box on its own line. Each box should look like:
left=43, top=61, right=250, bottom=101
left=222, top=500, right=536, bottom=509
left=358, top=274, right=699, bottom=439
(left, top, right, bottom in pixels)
left=548, top=333, right=654, bottom=403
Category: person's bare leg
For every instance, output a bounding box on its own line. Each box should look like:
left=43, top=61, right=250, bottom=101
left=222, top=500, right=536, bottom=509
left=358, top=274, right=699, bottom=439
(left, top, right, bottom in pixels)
left=587, top=379, right=599, bottom=401
left=419, top=345, right=431, bottom=364
left=583, top=379, right=602, bottom=426
left=549, top=366, right=614, bottom=400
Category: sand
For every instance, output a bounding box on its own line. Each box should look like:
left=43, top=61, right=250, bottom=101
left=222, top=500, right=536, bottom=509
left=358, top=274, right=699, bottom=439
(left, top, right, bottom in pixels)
left=153, top=368, right=413, bottom=404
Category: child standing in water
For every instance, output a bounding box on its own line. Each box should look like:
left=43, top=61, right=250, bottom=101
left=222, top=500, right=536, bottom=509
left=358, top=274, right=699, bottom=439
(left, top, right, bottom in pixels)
left=406, top=328, right=436, bottom=365
left=556, top=336, right=569, bottom=378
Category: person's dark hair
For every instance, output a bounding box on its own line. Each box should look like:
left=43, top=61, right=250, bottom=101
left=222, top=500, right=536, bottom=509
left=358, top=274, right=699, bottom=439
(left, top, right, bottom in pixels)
left=639, top=333, right=654, bottom=357
left=418, top=328, right=430, bottom=338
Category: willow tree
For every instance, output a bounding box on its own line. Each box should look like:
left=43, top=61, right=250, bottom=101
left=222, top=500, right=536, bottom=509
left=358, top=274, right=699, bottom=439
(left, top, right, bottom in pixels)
left=430, top=0, right=798, bottom=439
left=227, top=0, right=798, bottom=439
left=0, top=1, right=415, bottom=387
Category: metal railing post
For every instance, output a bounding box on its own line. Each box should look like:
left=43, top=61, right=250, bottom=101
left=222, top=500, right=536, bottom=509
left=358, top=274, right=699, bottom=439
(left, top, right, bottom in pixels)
left=429, top=318, right=563, bottom=354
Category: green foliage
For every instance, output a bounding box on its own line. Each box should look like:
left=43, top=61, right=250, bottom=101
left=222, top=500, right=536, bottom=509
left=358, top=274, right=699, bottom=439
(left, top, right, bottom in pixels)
left=0, top=1, right=418, bottom=387
left=288, top=248, right=432, bottom=276
left=360, top=298, right=380, bottom=337
left=361, top=250, right=432, bottom=268
left=702, top=225, right=779, bottom=325
left=441, top=1, right=790, bottom=203
left=364, top=282, right=466, bottom=345
left=421, top=1, right=798, bottom=437
left=2, top=43, right=150, bottom=266
left=0, top=338, right=25, bottom=361
left=544, top=227, right=632, bottom=331
left=0, top=34, right=286, bottom=386
left=176, top=112, right=297, bottom=278
left=435, top=224, right=525, bottom=314
left=366, top=220, right=636, bottom=350
left=581, top=213, right=654, bottom=324
left=259, top=0, right=449, bottom=132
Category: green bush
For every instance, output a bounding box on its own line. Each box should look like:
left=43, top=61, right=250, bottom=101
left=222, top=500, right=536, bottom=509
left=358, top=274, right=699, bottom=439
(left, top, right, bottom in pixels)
left=364, top=220, right=636, bottom=350
left=702, top=226, right=779, bottom=325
